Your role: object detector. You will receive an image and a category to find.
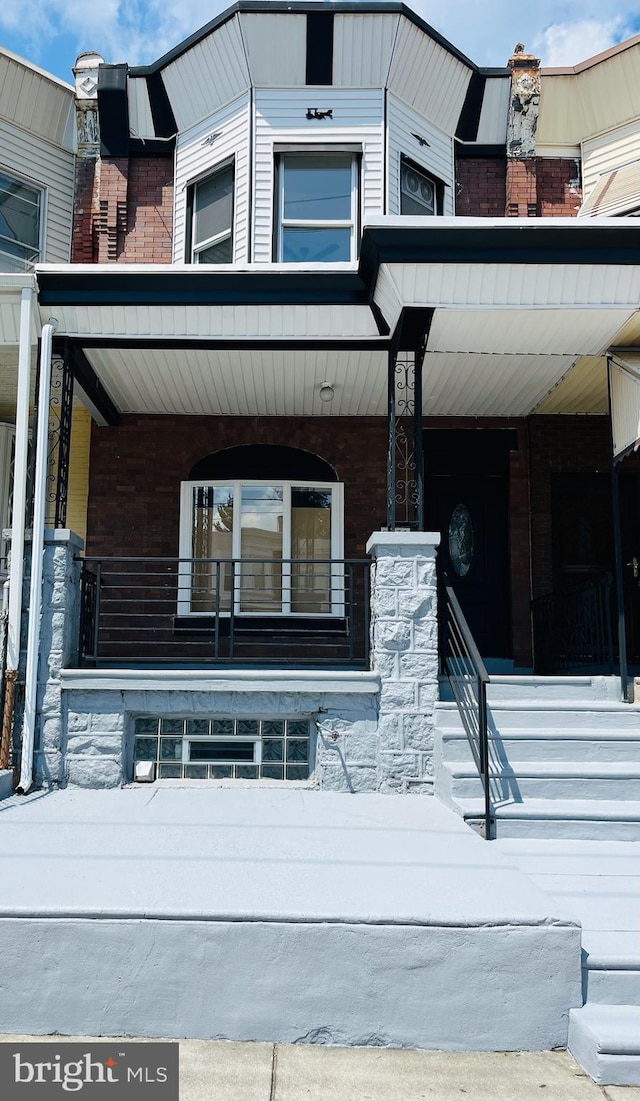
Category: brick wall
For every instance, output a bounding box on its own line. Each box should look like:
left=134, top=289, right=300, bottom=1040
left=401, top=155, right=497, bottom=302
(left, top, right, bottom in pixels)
left=72, top=155, right=173, bottom=264
left=536, top=158, right=582, bottom=217
left=455, top=156, right=506, bottom=217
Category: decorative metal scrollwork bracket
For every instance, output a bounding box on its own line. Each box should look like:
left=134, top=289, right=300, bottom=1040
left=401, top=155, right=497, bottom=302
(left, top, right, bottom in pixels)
left=387, top=340, right=425, bottom=531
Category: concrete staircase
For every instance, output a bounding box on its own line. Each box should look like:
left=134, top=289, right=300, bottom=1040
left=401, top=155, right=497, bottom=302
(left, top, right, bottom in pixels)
left=434, top=674, right=640, bottom=1086
left=434, top=675, right=640, bottom=841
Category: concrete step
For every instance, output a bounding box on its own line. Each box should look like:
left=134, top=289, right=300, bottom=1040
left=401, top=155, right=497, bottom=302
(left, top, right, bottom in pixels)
left=568, top=1004, right=640, bottom=1085
left=458, top=798, right=640, bottom=840
left=440, top=729, right=640, bottom=763
left=435, top=700, right=640, bottom=731
left=439, top=674, right=625, bottom=704
left=0, top=770, right=12, bottom=800
left=446, top=761, right=640, bottom=802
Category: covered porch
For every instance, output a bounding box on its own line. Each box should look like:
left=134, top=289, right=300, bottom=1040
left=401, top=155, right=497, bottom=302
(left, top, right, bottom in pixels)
left=32, top=217, right=640, bottom=677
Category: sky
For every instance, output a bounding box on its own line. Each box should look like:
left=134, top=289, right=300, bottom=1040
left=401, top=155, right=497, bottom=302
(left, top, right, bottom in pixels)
left=0, top=0, right=639, bottom=83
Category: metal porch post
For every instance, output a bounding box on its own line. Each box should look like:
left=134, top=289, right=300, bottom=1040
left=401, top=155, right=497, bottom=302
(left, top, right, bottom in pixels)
left=607, top=356, right=629, bottom=701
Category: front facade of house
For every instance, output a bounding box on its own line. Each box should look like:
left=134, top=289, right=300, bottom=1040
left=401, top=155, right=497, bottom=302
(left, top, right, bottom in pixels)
left=1, top=3, right=639, bottom=797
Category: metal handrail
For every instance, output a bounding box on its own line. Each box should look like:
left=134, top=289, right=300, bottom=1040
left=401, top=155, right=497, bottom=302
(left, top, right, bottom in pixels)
left=77, top=555, right=370, bottom=668
left=443, top=584, right=493, bottom=840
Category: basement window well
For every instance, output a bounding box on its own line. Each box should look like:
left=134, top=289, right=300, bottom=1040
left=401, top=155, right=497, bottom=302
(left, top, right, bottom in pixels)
left=133, top=716, right=312, bottom=781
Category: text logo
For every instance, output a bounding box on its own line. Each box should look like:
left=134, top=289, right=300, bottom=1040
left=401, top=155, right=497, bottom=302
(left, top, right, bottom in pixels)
left=0, top=1043, right=178, bottom=1100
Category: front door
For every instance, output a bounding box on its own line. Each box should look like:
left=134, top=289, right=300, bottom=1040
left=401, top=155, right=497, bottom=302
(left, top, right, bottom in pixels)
left=425, top=430, right=515, bottom=660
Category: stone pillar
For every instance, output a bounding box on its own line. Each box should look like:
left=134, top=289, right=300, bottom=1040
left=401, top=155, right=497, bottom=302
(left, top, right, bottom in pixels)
left=367, top=531, right=440, bottom=793
left=33, top=530, right=83, bottom=785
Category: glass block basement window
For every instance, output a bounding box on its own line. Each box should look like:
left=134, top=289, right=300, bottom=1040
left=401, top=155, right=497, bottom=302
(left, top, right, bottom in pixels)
left=133, top=717, right=311, bottom=780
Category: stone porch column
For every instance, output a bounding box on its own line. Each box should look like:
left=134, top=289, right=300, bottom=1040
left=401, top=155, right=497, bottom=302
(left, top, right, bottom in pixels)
left=367, top=531, right=440, bottom=793
left=34, top=530, right=83, bottom=784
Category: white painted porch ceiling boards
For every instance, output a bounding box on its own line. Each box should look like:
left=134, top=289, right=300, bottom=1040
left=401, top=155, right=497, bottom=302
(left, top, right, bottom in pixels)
left=84, top=347, right=389, bottom=416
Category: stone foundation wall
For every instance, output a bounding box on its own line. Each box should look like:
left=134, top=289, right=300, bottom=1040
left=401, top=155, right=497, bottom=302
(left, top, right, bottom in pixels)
left=35, top=532, right=440, bottom=793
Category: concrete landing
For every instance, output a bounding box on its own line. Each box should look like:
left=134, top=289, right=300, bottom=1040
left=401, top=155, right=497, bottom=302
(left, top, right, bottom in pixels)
left=0, top=788, right=581, bottom=1049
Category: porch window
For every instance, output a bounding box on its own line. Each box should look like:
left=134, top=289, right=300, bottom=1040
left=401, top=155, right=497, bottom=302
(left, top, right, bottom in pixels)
left=179, top=480, right=343, bottom=615
left=187, top=162, right=234, bottom=263
left=400, top=157, right=442, bottom=217
left=276, top=152, right=358, bottom=262
left=0, top=170, right=42, bottom=272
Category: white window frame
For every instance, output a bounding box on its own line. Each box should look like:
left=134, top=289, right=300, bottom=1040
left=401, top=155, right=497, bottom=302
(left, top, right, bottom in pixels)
left=0, top=167, right=45, bottom=272
left=178, top=479, right=344, bottom=616
left=187, top=159, right=234, bottom=264
left=276, top=152, right=359, bottom=263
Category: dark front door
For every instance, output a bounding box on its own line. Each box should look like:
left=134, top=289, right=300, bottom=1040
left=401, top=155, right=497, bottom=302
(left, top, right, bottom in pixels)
left=425, top=430, right=515, bottom=660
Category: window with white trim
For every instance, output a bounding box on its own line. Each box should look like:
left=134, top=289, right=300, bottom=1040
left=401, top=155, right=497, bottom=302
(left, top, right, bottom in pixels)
left=179, top=480, right=343, bottom=615
left=400, top=157, right=442, bottom=217
left=276, top=152, right=358, bottom=262
left=0, top=170, right=42, bottom=272
left=186, top=161, right=234, bottom=263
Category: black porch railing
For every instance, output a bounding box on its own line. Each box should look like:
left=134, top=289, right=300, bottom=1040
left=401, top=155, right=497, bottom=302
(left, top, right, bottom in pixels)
left=531, top=573, right=614, bottom=674
left=77, top=557, right=370, bottom=668
left=442, top=584, right=493, bottom=840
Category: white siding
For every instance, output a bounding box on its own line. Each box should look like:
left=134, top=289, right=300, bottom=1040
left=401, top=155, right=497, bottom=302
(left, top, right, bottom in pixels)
left=0, top=119, right=74, bottom=264
left=240, top=14, right=306, bottom=87
left=253, top=88, right=384, bottom=263
left=582, top=119, right=640, bottom=197
left=387, top=94, right=454, bottom=216
left=475, top=77, right=510, bottom=145
left=611, top=358, right=640, bottom=459
left=333, top=14, right=400, bottom=87
left=162, top=17, right=250, bottom=133
left=387, top=18, right=471, bottom=137
left=538, top=43, right=640, bottom=147
left=128, top=76, right=155, bottom=140
left=0, top=49, right=74, bottom=152
left=174, top=94, right=251, bottom=264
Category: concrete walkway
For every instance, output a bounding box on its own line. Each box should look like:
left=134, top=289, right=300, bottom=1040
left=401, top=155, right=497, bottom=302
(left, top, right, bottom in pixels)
left=1, top=1038, right=639, bottom=1100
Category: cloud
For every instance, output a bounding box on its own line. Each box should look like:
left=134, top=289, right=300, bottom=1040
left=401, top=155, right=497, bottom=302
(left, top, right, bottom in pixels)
left=532, top=17, right=634, bottom=65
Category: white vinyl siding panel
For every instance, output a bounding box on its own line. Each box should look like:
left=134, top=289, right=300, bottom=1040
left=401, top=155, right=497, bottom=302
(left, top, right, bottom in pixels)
left=174, top=94, right=251, bottom=264
left=240, top=14, right=306, bottom=86
left=333, top=14, right=399, bottom=87
left=387, top=18, right=471, bottom=137
left=162, top=17, right=250, bottom=133
left=387, top=95, right=454, bottom=215
left=253, top=89, right=384, bottom=263
left=0, top=50, right=74, bottom=151
left=128, top=76, right=155, bottom=140
left=534, top=357, right=608, bottom=414
left=611, top=358, right=640, bottom=459
left=538, top=45, right=640, bottom=146
left=582, top=119, right=640, bottom=197
left=475, top=77, right=510, bottom=145
left=0, top=120, right=74, bottom=263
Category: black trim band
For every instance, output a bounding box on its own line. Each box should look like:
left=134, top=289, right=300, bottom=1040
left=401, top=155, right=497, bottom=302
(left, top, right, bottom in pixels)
left=455, top=143, right=506, bottom=159
left=306, top=12, right=334, bottom=84
left=455, top=71, right=486, bottom=142
left=146, top=71, right=177, bottom=139
left=73, top=337, right=389, bottom=351
left=98, top=65, right=130, bottom=157
left=71, top=346, right=121, bottom=426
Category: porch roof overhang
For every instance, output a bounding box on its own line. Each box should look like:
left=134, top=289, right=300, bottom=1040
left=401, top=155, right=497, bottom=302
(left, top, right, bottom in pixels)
left=34, top=217, right=640, bottom=420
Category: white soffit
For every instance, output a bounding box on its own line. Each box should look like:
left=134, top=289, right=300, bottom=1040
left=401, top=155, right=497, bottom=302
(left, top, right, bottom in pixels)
left=375, top=261, right=640, bottom=310
left=533, top=357, right=608, bottom=414
left=84, top=347, right=389, bottom=416
left=610, top=354, right=640, bottom=459
left=45, top=303, right=379, bottom=341
left=421, top=351, right=588, bottom=417
left=427, top=308, right=631, bottom=356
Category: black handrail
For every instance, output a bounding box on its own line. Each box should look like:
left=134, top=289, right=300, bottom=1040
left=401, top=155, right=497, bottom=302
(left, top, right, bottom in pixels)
left=443, top=585, right=493, bottom=840
left=77, top=556, right=370, bottom=669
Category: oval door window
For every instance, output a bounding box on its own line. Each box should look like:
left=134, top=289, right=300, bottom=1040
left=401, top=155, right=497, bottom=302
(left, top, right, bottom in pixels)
left=448, top=503, right=474, bottom=577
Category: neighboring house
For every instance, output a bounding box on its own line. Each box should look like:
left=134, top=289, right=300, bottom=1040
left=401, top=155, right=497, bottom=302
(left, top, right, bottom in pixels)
left=1, top=1, right=638, bottom=794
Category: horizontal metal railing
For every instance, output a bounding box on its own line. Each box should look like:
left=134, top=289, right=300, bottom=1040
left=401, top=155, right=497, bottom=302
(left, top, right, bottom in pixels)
left=531, top=572, right=614, bottom=673
left=442, top=584, right=493, bottom=840
left=77, top=556, right=370, bottom=668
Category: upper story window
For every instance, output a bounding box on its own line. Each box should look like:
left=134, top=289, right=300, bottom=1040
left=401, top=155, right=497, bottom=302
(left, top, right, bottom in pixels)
left=0, top=170, right=42, bottom=272
left=400, top=157, right=443, bottom=217
left=186, top=161, right=234, bottom=263
left=276, top=152, right=358, bottom=263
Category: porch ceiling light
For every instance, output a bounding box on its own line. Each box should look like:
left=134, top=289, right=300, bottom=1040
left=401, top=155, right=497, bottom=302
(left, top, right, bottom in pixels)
left=319, top=381, right=335, bottom=403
